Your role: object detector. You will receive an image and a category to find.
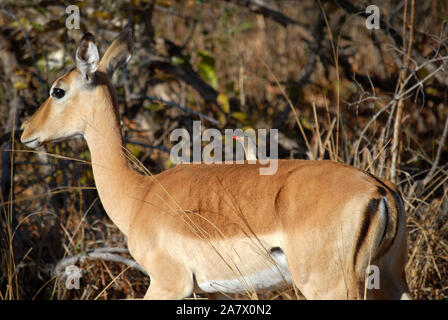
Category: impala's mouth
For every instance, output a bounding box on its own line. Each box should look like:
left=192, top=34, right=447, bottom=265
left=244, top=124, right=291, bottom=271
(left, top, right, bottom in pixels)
left=21, top=137, right=41, bottom=149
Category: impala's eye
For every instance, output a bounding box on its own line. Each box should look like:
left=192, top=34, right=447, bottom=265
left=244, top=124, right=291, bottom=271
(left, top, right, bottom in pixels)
left=52, top=88, right=65, bottom=99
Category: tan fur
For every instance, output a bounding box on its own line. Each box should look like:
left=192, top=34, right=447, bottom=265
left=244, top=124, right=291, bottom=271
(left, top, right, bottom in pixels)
left=21, top=27, right=410, bottom=300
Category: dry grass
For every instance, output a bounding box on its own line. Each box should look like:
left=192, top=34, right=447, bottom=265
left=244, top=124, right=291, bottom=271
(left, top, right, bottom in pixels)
left=1, top=0, right=448, bottom=300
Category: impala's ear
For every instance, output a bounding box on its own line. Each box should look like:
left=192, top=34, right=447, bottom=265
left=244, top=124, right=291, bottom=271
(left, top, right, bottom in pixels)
left=99, top=24, right=134, bottom=77
left=76, top=32, right=99, bottom=81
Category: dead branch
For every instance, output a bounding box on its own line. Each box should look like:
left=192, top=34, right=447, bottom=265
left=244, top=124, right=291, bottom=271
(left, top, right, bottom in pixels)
left=53, top=248, right=147, bottom=278
left=129, top=94, right=220, bottom=125
left=226, top=0, right=313, bottom=42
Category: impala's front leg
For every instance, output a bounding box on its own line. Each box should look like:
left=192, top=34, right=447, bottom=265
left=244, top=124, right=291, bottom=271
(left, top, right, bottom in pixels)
left=142, top=252, right=194, bottom=300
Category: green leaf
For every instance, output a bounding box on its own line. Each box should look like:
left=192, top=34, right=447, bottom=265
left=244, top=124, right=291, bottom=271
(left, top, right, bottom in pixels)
left=301, top=118, right=313, bottom=130
left=13, top=81, right=28, bottom=90
left=217, top=93, right=230, bottom=113
left=145, top=103, right=165, bottom=112
left=155, top=0, right=171, bottom=7
left=231, top=21, right=252, bottom=34
left=198, top=51, right=218, bottom=89
left=165, top=157, right=175, bottom=169
left=425, top=87, right=438, bottom=96
left=172, top=56, right=185, bottom=65
left=31, top=22, right=44, bottom=32
left=232, top=111, right=248, bottom=123
left=126, top=143, right=141, bottom=157
left=74, top=239, right=82, bottom=255
left=92, top=11, right=113, bottom=19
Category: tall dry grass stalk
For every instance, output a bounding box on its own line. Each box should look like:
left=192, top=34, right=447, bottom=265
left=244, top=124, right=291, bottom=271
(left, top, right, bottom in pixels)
left=391, top=0, right=415, bottom=183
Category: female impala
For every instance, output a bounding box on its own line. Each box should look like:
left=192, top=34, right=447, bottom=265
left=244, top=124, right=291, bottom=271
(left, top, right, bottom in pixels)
left=21, top=25, right=410, bottom=299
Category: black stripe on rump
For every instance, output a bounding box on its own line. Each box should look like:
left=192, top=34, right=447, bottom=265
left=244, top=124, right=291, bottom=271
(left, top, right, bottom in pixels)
left=362, top=171, right=401, bottom=256
left=353, top=198, right=380, bottom=268
left=377, top=186, right=387, bottom=197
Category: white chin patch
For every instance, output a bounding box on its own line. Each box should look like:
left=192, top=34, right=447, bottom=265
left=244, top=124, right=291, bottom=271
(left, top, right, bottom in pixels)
left=24, top=139, right=41, bottom=149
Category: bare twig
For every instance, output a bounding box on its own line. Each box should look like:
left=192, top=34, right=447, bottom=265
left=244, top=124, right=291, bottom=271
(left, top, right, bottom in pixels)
left=352, top=60, right=446, bottom=163
left=423, top=111, right=448, bottom=185
left=391, top=0, right=415, bottom=182
left=142, top=52, right=228, bottom=115
left=318, top=0, right=342, bottom=160
left=226, top=0, right=313, bottom=42
left=123, top=137, right=169, bottom=153
left=53, top=248, right=147, bottom=277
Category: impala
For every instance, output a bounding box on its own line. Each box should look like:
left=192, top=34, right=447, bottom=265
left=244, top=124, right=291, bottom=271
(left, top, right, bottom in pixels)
left=21, top=25, right=410, bottom=300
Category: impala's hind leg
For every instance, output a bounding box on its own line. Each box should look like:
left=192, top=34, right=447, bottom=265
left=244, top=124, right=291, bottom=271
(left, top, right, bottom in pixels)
left=141, top=252, right=194, bottom=300
left=288, top=267, right=362, bottom=300
left=363, top=244, right=411, bottom=300
left=365, top=269, right=410, bottom=300
left=282, top=237, right=363, bottom=300
left=362, top=195, right=411, bottom=300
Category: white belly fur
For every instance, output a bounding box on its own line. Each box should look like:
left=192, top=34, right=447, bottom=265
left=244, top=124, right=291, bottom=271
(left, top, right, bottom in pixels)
left=197, top=249, right=292, bottom=293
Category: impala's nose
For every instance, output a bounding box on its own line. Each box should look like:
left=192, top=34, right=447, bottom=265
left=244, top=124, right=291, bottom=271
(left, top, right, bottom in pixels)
left=20, top=122, right=28, bottom=142
left=20, top=122, right=40, bottom=148
left=20, top=119, right=30, bottom=132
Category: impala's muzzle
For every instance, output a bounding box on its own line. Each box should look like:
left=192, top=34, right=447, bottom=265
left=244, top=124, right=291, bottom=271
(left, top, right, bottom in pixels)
left=20, top=121, right=42, bottom=149
left=21, top=137, right=41, bottom=149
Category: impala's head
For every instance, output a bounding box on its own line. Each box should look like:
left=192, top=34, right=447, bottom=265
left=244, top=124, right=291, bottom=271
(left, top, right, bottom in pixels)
left=21, top=25, right=133, bottom=148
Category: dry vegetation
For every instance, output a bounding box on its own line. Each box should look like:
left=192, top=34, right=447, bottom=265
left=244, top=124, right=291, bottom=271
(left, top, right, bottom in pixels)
left=0, top=0, right=447, bottom=300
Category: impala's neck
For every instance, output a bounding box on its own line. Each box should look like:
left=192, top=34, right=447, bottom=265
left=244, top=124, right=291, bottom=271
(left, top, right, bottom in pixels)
left=83, top=84, right=140, bottom=236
